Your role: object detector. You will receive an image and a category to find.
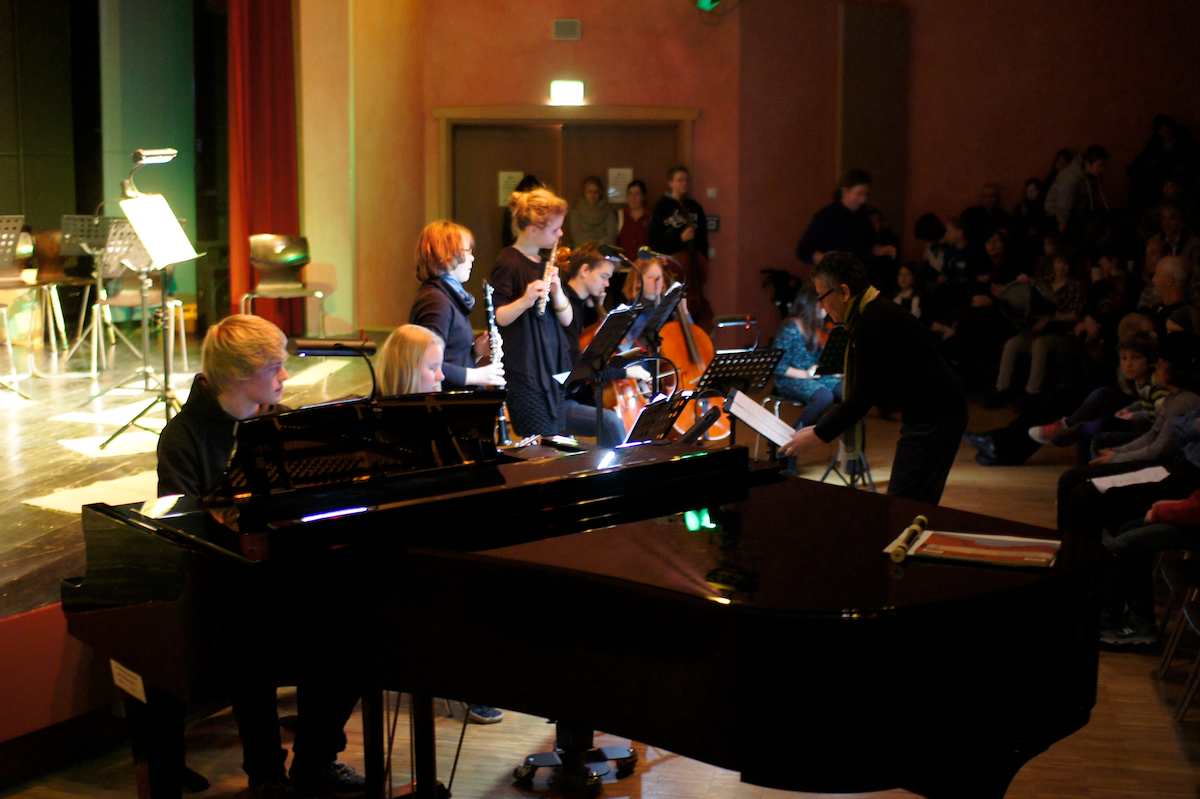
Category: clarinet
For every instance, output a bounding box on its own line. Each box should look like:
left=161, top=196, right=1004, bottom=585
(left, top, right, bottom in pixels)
left=536, top=241, right=557, bottom=316
left=484, top=282, right=513, bottom=445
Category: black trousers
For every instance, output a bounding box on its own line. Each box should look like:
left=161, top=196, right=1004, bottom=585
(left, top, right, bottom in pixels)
left=232, top=679, right=360, bottom=782
left=887, top=411, right=968, bottom=505
left=1057, top=459, right=1200, bottom=539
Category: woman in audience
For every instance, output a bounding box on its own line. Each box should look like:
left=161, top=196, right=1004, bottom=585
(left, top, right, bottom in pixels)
left=409, top=220, right=505, bottom=390
left=377, top=324, right=445, bottom=395
left=993, top=254, right=1084, bottom=399
left=568, top=176, right=617, bottom=247
left=616, top=179, right=651, bottom=257
left=772, top=284, right=843, bottom=429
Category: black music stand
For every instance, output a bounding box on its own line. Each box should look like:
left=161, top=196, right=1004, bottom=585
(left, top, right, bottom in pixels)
left=564, top=304, right=641, bottom=447
left=623, top=391, right=691, bottom=444
left=693, top=349, right=783, bottom=447
left=61, top=215, right=118, bottom=374
left=632, top=282, right=685, bottom=396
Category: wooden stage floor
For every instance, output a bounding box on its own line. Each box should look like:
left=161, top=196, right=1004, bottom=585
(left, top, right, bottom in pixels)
left=1, top=332, right=1199, bottom=797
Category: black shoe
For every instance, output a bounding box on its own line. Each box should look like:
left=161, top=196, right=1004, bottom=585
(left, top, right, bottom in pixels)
left=289, top=761, right=366, bottom=798
left=182, top=765, right=211, bottom=794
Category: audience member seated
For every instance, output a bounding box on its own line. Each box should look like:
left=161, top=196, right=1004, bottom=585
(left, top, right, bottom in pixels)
left=1074, top=249, right=1134, bottom=349
left=772, top=284, right=843, bottom=429
left=1056, top=333, right=1200, bottom=547
left=1141, top=255, right=1197, bottom=337
left=960, top=181, right=1013, bottom=259
left=865, top=206, right=901, bottom=292
left=1028, top=331, right=1165, bottom=459
left=993, top=254, right=1084, bottom=399
left=1101, top=411, right=1200, bottom=648
left=1013, top=177, right=1052, bottom=263
left=1101, top=482, right=1200, bottom=648
left=1153, top=202, right=1200, bottom=287
left=892, top=262, right=923, bottom=320
left=965, top=313, right=1156, bottom=467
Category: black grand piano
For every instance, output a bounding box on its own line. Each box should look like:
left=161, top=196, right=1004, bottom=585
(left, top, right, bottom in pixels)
left=62, top=390, right=1097, bottom=799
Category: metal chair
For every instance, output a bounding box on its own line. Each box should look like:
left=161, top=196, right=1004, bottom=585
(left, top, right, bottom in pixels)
left=754, top=394, right=805, bottom=460
left=240, top=234, right=327, bottom=336
left=105, top=270, right=189, bottom=373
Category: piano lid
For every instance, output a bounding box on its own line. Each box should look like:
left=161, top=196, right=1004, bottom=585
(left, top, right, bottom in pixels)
left=478, top=477, right=1057, bottom=617
left=208, top=389, right=507, bottom=504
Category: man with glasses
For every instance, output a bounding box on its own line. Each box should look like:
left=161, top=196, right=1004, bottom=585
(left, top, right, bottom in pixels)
left=781, top=253, right=967, bottom=504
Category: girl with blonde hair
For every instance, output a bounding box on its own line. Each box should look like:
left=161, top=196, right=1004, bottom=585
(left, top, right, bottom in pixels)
left=377, top=324, right=445, bottom=396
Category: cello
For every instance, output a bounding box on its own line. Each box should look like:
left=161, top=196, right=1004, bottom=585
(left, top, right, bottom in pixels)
left=659, top=298, right=729, bottom=440
left=575, top=293, right=648, bottom=435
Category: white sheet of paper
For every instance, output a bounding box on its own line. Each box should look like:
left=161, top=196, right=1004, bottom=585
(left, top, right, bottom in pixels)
left=1089, top=465, right=1170, bottom=493
left=727, top=390, right=795, bottom=447
left=119, top=193, right=198, bottom=268
left=553, top=371, right=569, bottom=385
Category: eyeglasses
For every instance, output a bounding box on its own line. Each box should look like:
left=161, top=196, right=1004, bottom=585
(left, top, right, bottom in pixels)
left=816, top=287, right=838, bottom=303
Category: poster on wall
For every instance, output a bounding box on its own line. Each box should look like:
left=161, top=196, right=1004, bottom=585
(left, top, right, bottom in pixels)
left=607, top=167, right=633, bottom=203
left=498, top=171, right=524, bottom=207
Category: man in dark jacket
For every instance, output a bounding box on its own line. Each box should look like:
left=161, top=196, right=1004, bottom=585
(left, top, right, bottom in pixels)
left=795, top=169, right=897, bottom=266
left=781, top=253, right=967, bottom=504
left=157, top=314, right=365, bottom=799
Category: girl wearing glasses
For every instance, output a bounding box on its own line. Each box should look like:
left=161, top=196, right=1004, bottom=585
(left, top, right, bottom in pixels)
left=409, top=220, right=506, bottom=389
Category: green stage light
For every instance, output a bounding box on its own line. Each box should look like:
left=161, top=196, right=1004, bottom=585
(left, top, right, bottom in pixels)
left=697, top=0, right=721, bottom=10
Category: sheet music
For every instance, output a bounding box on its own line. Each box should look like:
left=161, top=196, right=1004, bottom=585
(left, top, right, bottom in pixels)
left=1089, top=466, right=1169, bottom=494
left=727, top=390, right=795, bottom=447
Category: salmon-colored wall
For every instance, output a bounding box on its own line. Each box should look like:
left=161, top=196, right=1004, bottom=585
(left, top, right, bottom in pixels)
left=354, top=0, right=426, bottom=331
left=737, top=0, right=840, bottom=333
left=336, top=0, right=1200, bottom=330
left=906, top=0, right=1200, bottom=242
left=417, top=1, right=742, bottom=321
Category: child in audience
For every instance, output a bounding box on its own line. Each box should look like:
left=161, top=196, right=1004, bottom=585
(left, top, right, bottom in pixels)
left=1056, top=333, right=1200, bottom=547
left=892, top=262, right=923, bottom=319
left=1028, top=332, right=1165, bottom=458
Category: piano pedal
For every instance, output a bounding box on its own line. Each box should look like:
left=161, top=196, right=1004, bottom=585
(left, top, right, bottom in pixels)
left=513, top=746, right=636, bottom=795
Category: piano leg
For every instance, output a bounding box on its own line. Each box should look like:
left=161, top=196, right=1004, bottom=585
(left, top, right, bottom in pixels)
left=410, top=693, right=446, bottom=799
left=123, top=690, right=184, bottom=799
left=361, top=689, right=385, bottom=799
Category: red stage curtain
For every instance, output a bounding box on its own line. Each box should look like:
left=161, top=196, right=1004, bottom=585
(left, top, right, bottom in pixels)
left=227, top=0, right=302, bottom=333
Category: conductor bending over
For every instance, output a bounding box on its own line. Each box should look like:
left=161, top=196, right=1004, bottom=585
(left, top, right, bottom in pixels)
left=781, top=253, right=966, bottom=504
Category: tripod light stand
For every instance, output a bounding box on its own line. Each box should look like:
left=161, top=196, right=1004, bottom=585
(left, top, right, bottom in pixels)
left=94, top=148, right=200, bottom=450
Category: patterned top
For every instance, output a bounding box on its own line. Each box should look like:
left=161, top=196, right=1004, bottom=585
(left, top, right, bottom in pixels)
left=773, top=320, right=843, bottom=403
